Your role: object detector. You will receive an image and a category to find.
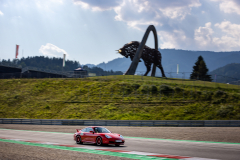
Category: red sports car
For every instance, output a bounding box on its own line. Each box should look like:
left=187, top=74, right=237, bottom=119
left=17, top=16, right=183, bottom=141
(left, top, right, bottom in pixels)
left=73, top=126, right=125, bottom=146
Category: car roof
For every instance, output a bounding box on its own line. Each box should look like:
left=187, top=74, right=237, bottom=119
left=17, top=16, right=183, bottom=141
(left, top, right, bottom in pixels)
left=83, top=126, right=106, bottom=128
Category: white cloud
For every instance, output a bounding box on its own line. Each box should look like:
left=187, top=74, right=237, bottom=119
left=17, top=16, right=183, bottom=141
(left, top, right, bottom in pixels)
left=0, top=10, right=3, bottom=16
left=158, top=0, right=201, bottom=20
left=212, top=0, right=240, bottom=15
left=213, top=21, right=240, bottom=50
left=215, top=21, right=240, bottom=37
left=194, top=21, right=240, bottom=51
left=159, top=30, right=189, bottom=49
left=73, top=0, right=122, bottom=11
left=114, top=0, right=201, bottom=28
left=39, top=43, right=69, bottom=57
left=73, top=0, right=201, bottom=25
left=194, top=22, right=214, bottom=47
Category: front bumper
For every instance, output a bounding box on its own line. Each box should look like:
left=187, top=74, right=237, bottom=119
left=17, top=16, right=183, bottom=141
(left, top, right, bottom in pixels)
left=103, top=138, right=125, bottom=145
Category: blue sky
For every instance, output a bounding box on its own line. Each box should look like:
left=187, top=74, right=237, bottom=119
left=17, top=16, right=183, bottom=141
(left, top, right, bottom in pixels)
left=1, top=0, right=240, bottom=65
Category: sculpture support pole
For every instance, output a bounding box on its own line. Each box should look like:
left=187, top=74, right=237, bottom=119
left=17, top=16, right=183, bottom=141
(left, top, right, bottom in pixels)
left=124, top=25, right=158, bottom=76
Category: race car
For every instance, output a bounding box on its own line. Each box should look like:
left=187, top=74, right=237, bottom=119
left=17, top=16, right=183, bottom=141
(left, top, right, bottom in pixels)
left=73, top=126, right=125, bottom=146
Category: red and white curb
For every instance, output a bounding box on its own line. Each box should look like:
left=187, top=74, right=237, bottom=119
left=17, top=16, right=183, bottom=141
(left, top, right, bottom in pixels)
left=0, top=137, right=218, bottom=160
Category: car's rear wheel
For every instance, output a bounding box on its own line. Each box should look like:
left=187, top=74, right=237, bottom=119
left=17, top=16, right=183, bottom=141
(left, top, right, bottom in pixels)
left=96, top=137, right=102, bottom=146
left=76, top=135, right=83, bottom=144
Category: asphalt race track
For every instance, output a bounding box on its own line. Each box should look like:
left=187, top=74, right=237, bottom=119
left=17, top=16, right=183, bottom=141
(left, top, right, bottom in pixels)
left=0, top=128, right=240, bottom=160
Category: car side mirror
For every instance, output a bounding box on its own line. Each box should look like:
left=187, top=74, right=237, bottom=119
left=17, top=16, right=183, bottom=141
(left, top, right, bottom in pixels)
left=89, top=131, right=94, bottom=134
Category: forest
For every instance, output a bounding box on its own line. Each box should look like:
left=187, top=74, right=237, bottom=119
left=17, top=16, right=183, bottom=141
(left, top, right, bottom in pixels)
left=0, top=56, right=123, bottom=76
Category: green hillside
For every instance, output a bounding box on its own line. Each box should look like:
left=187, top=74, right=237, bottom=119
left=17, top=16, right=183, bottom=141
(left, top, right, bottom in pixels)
left=0, top=76, right=240, bottom=120
left=210, top=63, right=240, bottom=83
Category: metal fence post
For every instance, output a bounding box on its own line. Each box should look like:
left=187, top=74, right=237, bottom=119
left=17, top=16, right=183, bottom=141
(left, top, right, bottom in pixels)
left=88, top=87, right=89, bottom=102
left=135, top=86, right=137, bottom=103
left=122, top=85, right=124, bottom=102
left=111, top=86, right=113, bottom=102
left=79, top=88, right=81, bottom=102
left=183, top=84, right=185, bottom=101
left=215, top=75, right=217, bottom=88
left=100, top=85, right=102, bottom=101
left=191, top=80, right=193, bottom=101
left=159, top=85, right=161, bottom=101
left=147, top=85, right=149, bottom=101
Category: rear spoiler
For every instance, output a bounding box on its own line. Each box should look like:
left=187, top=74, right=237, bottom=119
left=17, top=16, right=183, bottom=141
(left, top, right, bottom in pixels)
left=76, top=129, right=81, bottom=132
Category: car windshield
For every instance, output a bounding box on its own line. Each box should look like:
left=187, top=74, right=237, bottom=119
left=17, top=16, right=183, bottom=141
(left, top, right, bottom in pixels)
left=94, top=127, right=111, bottom=133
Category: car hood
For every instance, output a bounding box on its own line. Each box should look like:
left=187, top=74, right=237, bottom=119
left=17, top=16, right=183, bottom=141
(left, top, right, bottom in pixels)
left=100, top=133, right=123, bottom=139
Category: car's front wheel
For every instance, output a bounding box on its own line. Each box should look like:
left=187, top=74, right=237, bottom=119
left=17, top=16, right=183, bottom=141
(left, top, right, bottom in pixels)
left=76, top=135, right=83, bottom=144
left=96, top=137, right=102, bottom=146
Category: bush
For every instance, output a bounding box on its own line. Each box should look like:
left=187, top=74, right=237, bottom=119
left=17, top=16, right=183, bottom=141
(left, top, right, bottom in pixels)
left=212, top=98, right=226, bottom=104
left=174, top=87, right=183, bottom=93
left=196, top=91, right=202, bottom=95
left=138, top=85, right=149, bottom=94
left=132, top=84, right=141, bottom=89
left=150, top=85, right=158, bottom=94
left=201, top=91, right=213, bottom=101
left=217, top=105, right=234, bottom=118
left=215, top=90, right=226, bottom=97
left=159, top=85, right=174, bottom=95
left=138, top=85, right=158, bottom=94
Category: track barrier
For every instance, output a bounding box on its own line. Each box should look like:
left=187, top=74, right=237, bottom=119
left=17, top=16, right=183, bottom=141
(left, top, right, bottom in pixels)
left=0, top=119, right=239, bottom=127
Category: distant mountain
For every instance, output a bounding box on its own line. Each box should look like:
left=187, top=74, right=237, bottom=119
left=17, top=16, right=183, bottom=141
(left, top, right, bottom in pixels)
left=93, top=49, right=240, bottom=78
left=97, top=58, right=132, bottom=73
left=84, top=64, right=96, bottom=68
left=209, top=63, right=240, bottom=84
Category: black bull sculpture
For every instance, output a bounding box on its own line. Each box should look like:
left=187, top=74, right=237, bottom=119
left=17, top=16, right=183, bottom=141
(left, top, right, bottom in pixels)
left=117, top=41, right=166, bottom=77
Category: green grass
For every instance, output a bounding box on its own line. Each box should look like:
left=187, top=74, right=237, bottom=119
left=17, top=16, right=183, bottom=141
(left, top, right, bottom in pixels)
left=0, top=75, right=240, bottom=120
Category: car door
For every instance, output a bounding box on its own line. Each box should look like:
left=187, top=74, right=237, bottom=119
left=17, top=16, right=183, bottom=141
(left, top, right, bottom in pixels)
left=84, top=127, right=94, bottom=142
left=80, top=128, right=88, bottom=142
left=88, top=127, right=97, bottom=143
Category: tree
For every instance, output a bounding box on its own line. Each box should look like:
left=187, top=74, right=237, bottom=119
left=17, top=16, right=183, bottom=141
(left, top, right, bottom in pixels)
left=190, top=56, right=212, bottom=81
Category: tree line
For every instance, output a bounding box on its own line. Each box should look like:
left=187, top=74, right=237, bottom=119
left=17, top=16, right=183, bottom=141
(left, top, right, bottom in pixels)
left=0, top=56, right=123, bottom=75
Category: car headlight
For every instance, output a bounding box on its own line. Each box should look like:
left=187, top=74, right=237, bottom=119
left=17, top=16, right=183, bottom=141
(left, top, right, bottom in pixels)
left=120, top=135, right=124, bottom=138
left=105, top=135, right=112, bottom=139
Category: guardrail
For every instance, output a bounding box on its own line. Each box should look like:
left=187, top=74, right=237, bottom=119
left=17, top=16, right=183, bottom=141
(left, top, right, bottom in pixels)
left=0, top=119, right=239, bottom=127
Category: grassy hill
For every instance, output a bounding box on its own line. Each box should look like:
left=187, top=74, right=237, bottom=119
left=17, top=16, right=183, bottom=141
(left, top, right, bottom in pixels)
left=210, top=63, right=240, bottom=83
left=0, top=76, right=240, bottom=120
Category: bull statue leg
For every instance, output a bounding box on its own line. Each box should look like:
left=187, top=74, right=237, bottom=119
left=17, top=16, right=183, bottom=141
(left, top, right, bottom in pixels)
left=144, top=62, right=152, bottom=76
left=156, top=63, right=166, bottom=77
